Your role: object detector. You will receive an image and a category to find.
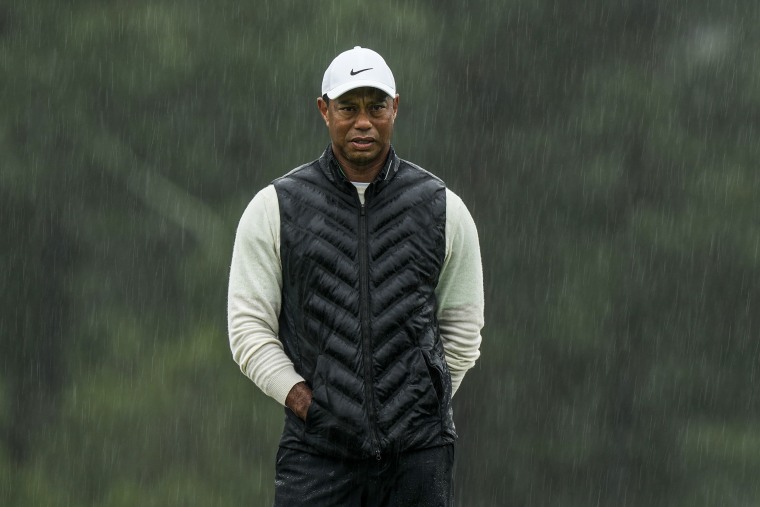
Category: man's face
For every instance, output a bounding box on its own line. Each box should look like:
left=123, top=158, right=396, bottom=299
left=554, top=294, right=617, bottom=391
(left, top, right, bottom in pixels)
left=318, top=87, right=399, bottom=175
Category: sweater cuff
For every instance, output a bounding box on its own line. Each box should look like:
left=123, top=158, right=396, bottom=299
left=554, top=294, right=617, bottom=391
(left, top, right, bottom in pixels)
left=450, top=370, right=465, bottom=397
left=265, top=367, right=307, bottom=406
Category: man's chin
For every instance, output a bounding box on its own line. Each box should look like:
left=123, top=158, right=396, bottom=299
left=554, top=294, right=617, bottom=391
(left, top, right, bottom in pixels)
left=346, top=152, right=380, bottom=166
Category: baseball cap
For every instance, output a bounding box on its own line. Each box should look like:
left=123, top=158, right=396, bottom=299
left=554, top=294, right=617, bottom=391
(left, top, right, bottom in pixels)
left=321, top=46, right=396, bottom=100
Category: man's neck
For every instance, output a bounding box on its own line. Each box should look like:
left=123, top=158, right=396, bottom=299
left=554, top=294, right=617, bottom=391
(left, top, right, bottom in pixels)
left=332, top=148, right=390, bottom=183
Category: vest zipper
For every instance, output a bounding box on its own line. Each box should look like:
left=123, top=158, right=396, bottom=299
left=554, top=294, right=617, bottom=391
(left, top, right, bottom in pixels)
left=359, top=200, right=382, bottom=461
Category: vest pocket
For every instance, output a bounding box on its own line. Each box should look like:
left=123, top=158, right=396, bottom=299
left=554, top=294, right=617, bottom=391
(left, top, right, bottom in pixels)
left=420, top=348, right=445, bottom=410
left=303, top=385, right=365, bottom=451
left=302, top=396, right=321, bottom=433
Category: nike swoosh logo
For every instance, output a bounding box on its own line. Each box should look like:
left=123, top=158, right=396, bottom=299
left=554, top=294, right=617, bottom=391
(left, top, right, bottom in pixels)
left=350, top=67, right=373, bottom=75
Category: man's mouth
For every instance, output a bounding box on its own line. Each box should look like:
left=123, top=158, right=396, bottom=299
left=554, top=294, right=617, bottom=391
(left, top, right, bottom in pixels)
left=351, top=137, right=375, bottom=148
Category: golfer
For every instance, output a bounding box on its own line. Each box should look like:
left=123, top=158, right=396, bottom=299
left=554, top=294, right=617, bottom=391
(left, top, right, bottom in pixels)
left=228, top=46, right=484, bottom=506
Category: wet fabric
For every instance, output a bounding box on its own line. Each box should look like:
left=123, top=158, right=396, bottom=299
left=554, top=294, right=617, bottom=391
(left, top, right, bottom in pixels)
left=273, top=146, right=456, bottom=459
left=273, top=444, right=455, bottom=506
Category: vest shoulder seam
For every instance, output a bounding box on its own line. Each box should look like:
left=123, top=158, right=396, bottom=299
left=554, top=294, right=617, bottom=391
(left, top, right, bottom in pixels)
left=398, top=159, right=446, bottom=187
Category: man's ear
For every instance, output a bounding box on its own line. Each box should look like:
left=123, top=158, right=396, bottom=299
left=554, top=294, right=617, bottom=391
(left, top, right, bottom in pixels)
left=317, top=96, right=330, bottom=126
left=392, top=94, right=399, bottom=120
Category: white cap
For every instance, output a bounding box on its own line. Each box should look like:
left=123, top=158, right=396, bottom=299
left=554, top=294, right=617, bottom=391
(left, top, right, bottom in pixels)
left=321, top=46, right=396, bottom=100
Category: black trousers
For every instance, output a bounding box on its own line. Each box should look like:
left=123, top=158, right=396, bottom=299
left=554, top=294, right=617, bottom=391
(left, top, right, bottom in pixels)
left=273, top=444, right=455, bottom=507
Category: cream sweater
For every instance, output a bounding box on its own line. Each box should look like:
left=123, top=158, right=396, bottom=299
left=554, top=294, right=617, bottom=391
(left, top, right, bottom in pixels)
left=228, top=183, right=484, bottom=406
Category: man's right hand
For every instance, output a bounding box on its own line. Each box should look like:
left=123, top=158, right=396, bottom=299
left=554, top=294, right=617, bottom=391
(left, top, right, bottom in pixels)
left=285, top=381, right=313, bottom=421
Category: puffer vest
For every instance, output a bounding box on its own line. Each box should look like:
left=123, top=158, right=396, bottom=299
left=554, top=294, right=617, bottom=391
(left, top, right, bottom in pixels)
left=273, top=146, right=456, bottom=459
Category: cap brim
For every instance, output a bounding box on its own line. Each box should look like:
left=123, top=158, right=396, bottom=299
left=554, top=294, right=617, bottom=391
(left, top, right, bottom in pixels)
left=325, top=80, right=396, bottom=100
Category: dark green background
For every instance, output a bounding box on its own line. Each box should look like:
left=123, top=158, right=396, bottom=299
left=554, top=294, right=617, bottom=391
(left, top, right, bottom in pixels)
left=2, top=1, right=758, bottom=505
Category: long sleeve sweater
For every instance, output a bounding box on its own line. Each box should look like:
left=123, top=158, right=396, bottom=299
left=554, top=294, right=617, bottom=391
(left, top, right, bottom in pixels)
left=228, top=183, right=484, bottom=406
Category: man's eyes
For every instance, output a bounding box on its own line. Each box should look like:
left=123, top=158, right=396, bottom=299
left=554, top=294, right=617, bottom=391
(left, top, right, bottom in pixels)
left=338, top=104, right=386, bottom=113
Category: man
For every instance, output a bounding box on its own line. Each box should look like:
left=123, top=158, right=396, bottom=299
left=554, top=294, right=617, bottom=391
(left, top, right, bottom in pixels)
left=228, top=46, right=484, bottom=506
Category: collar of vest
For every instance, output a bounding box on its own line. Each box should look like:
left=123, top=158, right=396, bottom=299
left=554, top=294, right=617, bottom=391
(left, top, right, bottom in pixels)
left=318, top=144, right=402, bottom=193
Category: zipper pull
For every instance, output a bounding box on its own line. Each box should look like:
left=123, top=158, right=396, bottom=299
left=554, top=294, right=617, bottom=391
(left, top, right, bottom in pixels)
left=375, top=449, right=381, bottom=461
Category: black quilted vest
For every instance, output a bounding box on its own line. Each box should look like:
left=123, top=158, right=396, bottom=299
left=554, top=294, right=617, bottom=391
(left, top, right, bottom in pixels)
left=273, top=146, right=456, bottom=459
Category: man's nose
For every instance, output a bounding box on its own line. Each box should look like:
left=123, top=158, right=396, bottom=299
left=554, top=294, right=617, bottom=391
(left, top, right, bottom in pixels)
left=354, top=109, right=372, bottom=129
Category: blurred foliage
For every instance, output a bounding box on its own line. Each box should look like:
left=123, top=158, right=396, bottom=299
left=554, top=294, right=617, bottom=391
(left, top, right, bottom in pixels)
left=1, top=0, right=759, bottom=505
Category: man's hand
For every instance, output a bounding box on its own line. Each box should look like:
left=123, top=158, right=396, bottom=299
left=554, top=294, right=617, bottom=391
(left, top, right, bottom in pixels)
left=285, top=381, right=313, bottom=421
